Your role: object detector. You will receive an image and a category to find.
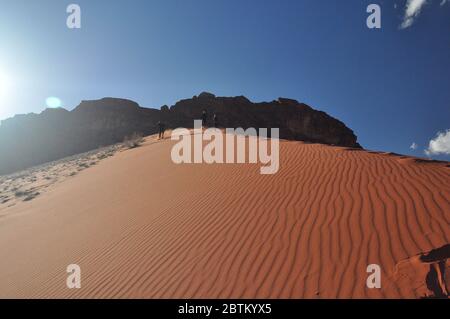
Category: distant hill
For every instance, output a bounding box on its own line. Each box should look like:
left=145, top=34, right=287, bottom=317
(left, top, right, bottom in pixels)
left=0, top=92, right=360, bottom=175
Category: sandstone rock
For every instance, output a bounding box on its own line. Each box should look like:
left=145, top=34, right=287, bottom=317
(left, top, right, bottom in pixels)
left=0, top=93, right=361, bottom=175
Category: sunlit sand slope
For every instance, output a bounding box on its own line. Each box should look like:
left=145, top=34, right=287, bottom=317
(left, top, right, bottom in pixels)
left=0, top=136, right=448, bottom=298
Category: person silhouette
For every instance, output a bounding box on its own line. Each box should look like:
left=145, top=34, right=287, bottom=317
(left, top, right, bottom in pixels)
left=202, top=110, right=207, bottom=128
left=158, top=121, right=165, bottom=139
left=213, top=113, right=218, bottom=128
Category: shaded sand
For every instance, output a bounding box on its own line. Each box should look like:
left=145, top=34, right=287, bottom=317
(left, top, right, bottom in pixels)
left=0, top=134, right=448, bottom=299
left=0, top=145, right=120, bottom=211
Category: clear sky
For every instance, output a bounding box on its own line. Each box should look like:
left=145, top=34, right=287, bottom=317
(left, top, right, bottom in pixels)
left=0, top=0, right=449, bottom=159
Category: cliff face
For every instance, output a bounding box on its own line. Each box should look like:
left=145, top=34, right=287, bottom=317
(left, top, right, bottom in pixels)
left=0, top=93, right=360, bottom=175
left=168, top=93, right=360, bottom=148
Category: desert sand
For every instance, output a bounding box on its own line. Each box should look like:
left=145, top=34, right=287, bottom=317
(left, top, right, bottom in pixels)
left=0, top=145, right=120, bottom=211
left=0, top=133, right=448, bottom=299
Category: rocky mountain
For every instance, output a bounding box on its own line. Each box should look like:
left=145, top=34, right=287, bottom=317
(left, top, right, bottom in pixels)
left=0, top=92, right=361, bottom=175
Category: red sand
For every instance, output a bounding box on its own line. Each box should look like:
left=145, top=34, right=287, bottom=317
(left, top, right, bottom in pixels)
left=0, top=136, right=448, bottom=298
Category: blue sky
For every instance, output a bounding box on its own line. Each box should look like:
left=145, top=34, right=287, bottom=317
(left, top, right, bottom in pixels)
left=0, top=0, right=449, bottom=158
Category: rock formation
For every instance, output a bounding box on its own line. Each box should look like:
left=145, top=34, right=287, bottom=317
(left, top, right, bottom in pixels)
left=0, top=92, right=360, bottom=175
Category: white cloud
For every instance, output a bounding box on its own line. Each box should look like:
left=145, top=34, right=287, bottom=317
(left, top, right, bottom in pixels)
left=424, top=129, right=450, bottom=156
left=400, top=0, right=449, bottom=29
left=400, top=0, right=428, bottom=29
left=410, top=142, right=418, bottom=150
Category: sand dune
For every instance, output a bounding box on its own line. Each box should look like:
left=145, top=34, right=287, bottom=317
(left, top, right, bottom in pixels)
left=0, top=134, right=448, bottom=298
left=0, top=145, right=119, bottom=211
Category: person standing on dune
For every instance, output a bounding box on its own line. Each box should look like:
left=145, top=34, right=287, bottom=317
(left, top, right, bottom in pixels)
left=213, top=113, right=218, bottom=128
left=202, top=110, right=207, bottom=129
left=158, top=121, right=165, bottom=139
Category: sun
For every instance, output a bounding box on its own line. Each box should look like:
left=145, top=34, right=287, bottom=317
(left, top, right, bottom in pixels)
left=0, top=71, right=14, bottom=104
left=0, top=70, right=16, bottom=120
left=0, top=72, right=9, bottom=98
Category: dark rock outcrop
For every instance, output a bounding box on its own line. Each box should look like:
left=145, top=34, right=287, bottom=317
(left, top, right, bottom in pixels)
left=0, top=93, right=360, bottom=175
